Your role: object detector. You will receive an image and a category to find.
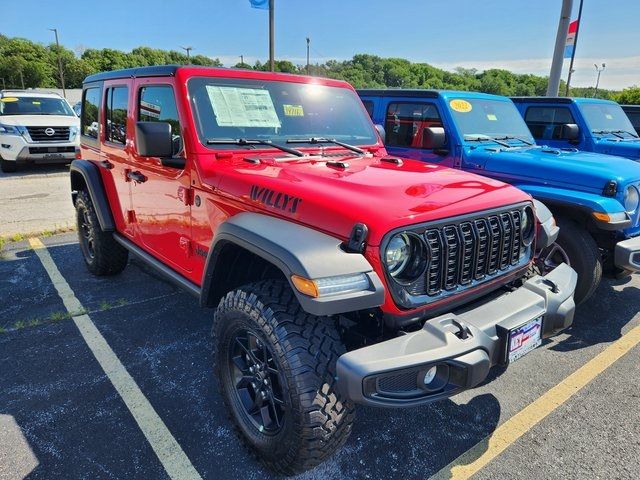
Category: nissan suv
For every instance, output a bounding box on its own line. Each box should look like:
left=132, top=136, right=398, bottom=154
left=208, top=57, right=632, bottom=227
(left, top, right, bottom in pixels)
left=0, top=90, right=80, bottom=172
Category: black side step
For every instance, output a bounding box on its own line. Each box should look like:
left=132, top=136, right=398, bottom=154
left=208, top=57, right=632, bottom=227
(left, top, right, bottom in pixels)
left=113, top=234, right=201, bottom=298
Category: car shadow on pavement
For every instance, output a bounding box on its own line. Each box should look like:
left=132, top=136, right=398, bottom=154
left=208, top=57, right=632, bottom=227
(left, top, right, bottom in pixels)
left=551, top=276, right=640, bottom=353
left=304, top=393, right=500, bottom=480
left=0, top=164, right=69, bottom=178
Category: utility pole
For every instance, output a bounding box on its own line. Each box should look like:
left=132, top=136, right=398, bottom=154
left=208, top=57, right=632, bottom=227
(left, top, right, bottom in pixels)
left=547, top=0, right=573, bottom=96
left=49, top=28, right=66, bottom=98
left=306, top=37, right=310, bottom=75
left=180, top=46, right=193, bottom=61
left=240, top=54, right=244, bottom=65
left=594, top=63, right=606, bottom=97
left=564, top=0, right=584, bottom=96
left=269, top=0, right=275, bottom=71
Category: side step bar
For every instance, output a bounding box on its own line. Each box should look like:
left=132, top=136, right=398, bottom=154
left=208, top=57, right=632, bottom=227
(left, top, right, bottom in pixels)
left=113, top=233, right=201, bottom=298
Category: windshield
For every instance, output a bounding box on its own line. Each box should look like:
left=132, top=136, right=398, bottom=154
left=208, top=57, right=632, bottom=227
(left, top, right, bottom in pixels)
left=187, top=77, right=378, bottom=149
left=578, top=102, right=637, bottom=136
left=447, top=98, right=535, bottom=144
left=0, top=96, right=75, bottom=116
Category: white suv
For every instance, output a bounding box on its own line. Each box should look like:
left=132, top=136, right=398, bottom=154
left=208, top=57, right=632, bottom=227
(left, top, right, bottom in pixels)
left=0, top=90, right=80, bottom=173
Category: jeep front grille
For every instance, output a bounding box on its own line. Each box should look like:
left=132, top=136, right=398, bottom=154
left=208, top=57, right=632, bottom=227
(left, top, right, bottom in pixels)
left=384, top=204, right=532, bottom=309
left=26, top=126, right=70, bottom=142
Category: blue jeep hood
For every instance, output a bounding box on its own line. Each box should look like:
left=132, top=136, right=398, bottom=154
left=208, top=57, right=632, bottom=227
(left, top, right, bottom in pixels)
left=468, top=146, right=640, bottom=192
left=592, top=139, right=640, bottom=161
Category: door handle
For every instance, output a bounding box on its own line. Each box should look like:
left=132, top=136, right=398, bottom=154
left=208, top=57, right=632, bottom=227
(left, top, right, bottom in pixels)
left=127, top=171, right=147, bottom=183
left=99, top=160, right=113, bottom=170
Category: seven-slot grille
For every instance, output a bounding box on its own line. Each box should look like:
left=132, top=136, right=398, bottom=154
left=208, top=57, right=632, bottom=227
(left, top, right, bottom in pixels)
left=414, top=208, right=524, bottom=297
left=26, top=126, right=70, bottom=142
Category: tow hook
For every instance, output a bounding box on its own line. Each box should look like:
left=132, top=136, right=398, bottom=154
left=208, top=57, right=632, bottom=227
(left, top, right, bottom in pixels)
left=451, top=319, right=472, bottom=340
left=541, top=278, right=559, bottom=293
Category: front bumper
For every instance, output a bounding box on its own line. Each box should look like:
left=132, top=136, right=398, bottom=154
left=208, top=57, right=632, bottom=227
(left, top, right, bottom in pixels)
left=0, top=135, right=77, bottom=163
left=336, top=263, right=577, bottom=407
left=614, top=236, right=640, bottom=272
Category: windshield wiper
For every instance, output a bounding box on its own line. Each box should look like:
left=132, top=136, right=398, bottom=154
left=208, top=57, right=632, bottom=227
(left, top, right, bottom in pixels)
left=286, top=137, right=365, bottom=155
left=592, top=129, right=626, bottom=139
left=497, top=135, right=534, bottom=146
left=206, top=138, right=304, bottom=157
left=464, top=135, right=511, bottom=148
left=611, top=129, right=639, bottom=139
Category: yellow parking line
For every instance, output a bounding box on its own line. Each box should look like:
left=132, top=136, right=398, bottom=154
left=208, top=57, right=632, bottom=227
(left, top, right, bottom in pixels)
left=29, top=237, right=202, bottom=480
left=430, top=323, right=640, bottom=480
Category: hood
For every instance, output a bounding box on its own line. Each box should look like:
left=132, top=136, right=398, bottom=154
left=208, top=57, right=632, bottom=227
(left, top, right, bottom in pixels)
left=468, top=145, right=640, bottom=192
left=214, top=153, right=530, bottom=246
left=592, top=138, right=640, bottom=161
left=0, top=115, right=79, bottom=127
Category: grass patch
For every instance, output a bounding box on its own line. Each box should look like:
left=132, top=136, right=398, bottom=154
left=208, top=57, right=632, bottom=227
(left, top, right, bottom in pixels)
left=49, top=311, right=68, bottom=322
left=0, top=236, right=5, bottom=259
left=14, top=320, right=26, bottom=330
left=10, top=233, right=25, bottom=243
left=0, top=326, right=6, bottom=334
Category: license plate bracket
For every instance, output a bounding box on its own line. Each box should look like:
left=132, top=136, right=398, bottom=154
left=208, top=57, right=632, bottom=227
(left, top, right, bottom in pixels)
left=506, top=316, right=543, bottom=363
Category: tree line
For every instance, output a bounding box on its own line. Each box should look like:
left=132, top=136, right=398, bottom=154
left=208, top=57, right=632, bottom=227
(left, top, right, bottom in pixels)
left=2, top=35, right=637, bottom=103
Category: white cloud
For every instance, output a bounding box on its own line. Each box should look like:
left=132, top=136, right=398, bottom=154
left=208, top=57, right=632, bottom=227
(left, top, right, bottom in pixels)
left=432, top=55, right=640, bottom=90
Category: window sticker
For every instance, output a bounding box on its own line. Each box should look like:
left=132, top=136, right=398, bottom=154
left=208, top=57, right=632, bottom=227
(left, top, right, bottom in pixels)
left=141, top=100, right=161, bottom=119
left=206, top=86, right=281, bottom=128
left=450, top=99, right=472, bottom=113
left=283, top=104, right=304, bottom=116
left=1, top=97, right=18, bottom=102
left=32, top=101, right=41, bottom=105
left=487, top=113, right=497, bottom=121
left=605, top=113, right=613, bottom=120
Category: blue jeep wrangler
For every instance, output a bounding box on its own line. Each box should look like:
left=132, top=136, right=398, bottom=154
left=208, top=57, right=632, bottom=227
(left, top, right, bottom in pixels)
left=511, top=97, right=640, bottom=160
left=359, top=89, right=640, bottom=304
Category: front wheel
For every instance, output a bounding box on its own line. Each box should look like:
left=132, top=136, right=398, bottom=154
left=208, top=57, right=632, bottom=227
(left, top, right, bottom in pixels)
left=553, top=217, right=602, bottom=305
left=212, top=280, right=354, bottom=475
left=75, top=190, right=128, bottom=275
left=0, top=158, right=17, bottom=173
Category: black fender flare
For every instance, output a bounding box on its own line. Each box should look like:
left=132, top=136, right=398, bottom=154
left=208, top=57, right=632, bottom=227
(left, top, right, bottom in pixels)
left=201, top=212, right=385, bottom=316
left=70, top=159, right=115, bottom=232
left=533, top=199, right=559, bottom=250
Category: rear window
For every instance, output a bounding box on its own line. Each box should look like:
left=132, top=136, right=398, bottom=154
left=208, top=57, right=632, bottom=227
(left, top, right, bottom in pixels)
left=0, top=96, right=74, bottom=116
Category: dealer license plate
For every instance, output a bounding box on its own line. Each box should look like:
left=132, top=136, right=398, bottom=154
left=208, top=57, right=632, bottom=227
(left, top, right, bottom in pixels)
left=508, top=316, right=543, bottom=363
left=43, top=153, right=63, bottom=159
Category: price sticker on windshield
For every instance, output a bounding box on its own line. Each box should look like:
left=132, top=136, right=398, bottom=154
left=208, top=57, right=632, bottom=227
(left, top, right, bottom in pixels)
left=450, top=99, right=472, bottom=113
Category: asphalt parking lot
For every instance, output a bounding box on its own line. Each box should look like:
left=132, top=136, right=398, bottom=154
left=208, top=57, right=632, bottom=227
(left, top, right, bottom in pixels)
left=1, top=232, right=639, bottom=480
left=0, top=165, right=74, bottom=238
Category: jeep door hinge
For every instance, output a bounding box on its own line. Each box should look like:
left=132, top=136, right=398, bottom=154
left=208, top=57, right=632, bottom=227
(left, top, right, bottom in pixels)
left=178, top=186, right=193, bottom=206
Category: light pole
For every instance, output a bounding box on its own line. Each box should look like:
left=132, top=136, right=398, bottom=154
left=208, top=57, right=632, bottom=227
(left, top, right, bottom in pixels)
left=306, top=37, right=310, bottom=75
left=269, top=0, right=275, bottom=71
left=0, top=78, right=5, bottom=90
left=240, top=54, right=244, bottom=65
left=547, top=0, right=573, bottom=96
left=594, top=63, right=606, bottom=97
left=180, top=46, right=193, bottom=62
left=49, top=28, right=66, bottom=98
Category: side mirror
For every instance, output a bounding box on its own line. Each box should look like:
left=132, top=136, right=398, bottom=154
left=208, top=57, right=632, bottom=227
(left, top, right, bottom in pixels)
left=422, top=127, right=446, bottom=150
left=560, top=123, right=580, bottom=142
left=374, top=124, right=386, bottom=143
left=136, top=121, right=174, bottom=158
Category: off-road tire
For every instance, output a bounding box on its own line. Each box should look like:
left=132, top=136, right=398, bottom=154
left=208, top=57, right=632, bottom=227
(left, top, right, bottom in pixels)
left=555, top=216, right=602, bottom=305
left=212, top=280, right=355, bottom=475
left=1, top=158, right=17, bottom=173
left=75, top=190, right=128, bottom=275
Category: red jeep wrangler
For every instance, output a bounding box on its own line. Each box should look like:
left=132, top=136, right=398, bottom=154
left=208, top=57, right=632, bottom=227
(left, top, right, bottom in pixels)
left=73, top=66, right=577, bottom=474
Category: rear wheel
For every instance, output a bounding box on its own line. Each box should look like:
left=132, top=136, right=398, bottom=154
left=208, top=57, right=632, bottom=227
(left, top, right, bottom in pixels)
left=0, top=158, right=17, bottom=173
left=75, top=190, right=128, bottom=275
left=213, top=280, right=354, bottom=475
left=553, top=216, right=602, bottom=305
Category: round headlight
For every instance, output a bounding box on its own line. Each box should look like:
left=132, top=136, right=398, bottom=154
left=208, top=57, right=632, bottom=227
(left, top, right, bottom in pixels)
left=521, top=206, right=535, bottom=247
left=385, top=232, right=427, bottom=282
left=624, top=186, right=639, bottom=213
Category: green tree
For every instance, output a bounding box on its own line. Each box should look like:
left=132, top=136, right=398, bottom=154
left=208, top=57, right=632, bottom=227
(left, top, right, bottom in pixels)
left=616, top=87, right=640, bottom=105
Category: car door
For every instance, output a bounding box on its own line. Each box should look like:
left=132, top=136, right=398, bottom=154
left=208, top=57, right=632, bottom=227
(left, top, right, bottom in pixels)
left=383, top=99, right=456, bottom=167
left=523, top=105, right=576, bottom=149
left=129, top=80, right=193, bottom=275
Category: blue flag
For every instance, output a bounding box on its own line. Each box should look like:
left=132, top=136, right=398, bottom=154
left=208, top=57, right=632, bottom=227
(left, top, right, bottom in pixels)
left=249, top=0, right=269, bottom=9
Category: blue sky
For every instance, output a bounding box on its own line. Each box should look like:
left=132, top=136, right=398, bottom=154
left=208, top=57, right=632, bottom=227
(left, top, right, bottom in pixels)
left=3, top=0, right=639, bottom=89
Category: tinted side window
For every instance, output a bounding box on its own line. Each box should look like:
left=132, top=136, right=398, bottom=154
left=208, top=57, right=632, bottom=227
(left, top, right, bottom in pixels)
left=385, top=102, right=442, bottom=148
left=625, top=111, right=640, bottom=133
left=105, top=87, right=128, bottom=145
left=362, top=100, right=374, bottom=118
left=81, top=87, right=101, bottom=139
left=524, top=106, right=575, bottom=140
left=139, top=86, right=182, bottom=155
